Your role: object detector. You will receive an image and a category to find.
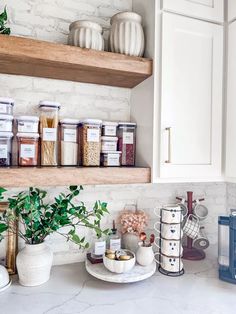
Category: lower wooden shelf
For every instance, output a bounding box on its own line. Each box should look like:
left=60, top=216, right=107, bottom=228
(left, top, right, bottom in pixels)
left=0, top=167, right=151, bottom=187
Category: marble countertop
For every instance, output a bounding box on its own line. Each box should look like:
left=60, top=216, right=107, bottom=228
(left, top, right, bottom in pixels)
left=1, top=247, right=236, bottom=314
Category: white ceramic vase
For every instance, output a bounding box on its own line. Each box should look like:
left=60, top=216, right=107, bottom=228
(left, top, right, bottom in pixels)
left=68, top=20, right=104, bottom=51
left=16, top=242, right=53, bottom=287
left=122, top=232, right=140, bottom=252
left=136, top=243, right=154, bottom=266
left=110, top=12, right=145, bottom=57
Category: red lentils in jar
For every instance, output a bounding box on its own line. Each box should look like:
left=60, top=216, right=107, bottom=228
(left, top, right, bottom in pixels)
left=117, top=122, right=136, bottom=166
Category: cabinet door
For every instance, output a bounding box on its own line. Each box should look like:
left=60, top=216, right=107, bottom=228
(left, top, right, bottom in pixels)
left=160, top=13, right=223, bottom=179
left=226, top=22, right=236, bottom=180
left=228, top=0, right=236, bottom=22
left=163, top=0, right=224, bottom=23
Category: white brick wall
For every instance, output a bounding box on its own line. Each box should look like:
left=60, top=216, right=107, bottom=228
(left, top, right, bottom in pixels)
left=0, top=0, right=230, bottom=266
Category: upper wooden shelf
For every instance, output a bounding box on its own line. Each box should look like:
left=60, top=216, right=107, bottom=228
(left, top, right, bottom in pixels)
left=0, top=167, right=151, bottom=187
left=0, top=35, right=153, bottom=88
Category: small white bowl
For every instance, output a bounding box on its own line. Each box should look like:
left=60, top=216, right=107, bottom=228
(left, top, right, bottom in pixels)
left=103, top=250, right=135, bottom=274
left=0, top=265, right=11, bottom=292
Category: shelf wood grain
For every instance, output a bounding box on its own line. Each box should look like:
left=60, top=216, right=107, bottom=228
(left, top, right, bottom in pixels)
left=0, top=167, right=151, bottom=187
left=0, top=35, right=153, bottom=88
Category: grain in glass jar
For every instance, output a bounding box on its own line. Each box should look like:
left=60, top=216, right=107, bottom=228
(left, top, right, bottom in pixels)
left=102, top=121, right=118, bottom=137
left=39, top=101, right=60, bottom=166
left=0, top=132, right=13, bottom=167
left=17, top=116, right=39, bottom=133
left=118, top=122, right=137, bottom=166
left=60, top=119, right=80, bottom=166
left=17, top=133, right=39, bottom=166
left=101, top=151, right=121, bottom=166
left=0, top=115, right=13, bottom=132
left=0, top=97, right=14, bottom=115
left=80, top=119, right=102, bottom=166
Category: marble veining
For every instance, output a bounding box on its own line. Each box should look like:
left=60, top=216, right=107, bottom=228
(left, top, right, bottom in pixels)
left=1, top=246, right=236, bottom=314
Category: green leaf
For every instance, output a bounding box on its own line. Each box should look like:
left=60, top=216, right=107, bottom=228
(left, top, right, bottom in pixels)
left=69, top=186, right=77, bottom=192
left=0, top=223, right=7, bottom=233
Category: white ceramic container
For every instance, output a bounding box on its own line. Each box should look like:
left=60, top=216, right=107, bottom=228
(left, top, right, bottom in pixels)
left=155, top=205, right=186, bottom=224
left=16, top=242, right=53, bottom=286
left=155, top=253, right=184, bottom=273
left=110, top=12, right=145, bottom=57
left=122, top=232, right=140, bottom=252
left=68, top=20, right=104, bottom=51
left=159, top=239, right=183, bottom=257
left=155, top=221, right=183, bottom=240
left=0, top=265, right=10, bottom=291
left=136, top=243, right=154, bottom=266
left=103, top=250, right=135, bottom=273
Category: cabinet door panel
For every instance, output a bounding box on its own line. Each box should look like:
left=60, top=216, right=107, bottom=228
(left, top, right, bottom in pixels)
left=226, top=22, right=236, bottom=179
left=228, top=0, right=236, bottom=22
left=160, top=13, right=223, bottom=179
left=163, top=0, right=224, bottom=23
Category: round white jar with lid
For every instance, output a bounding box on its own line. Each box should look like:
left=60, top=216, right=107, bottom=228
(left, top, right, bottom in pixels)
left=60, top=118, right=80, bottom=166
left=0, top=97, right=14, bottom=115
left=0, top=115, right=13, bottom=132
left=102, top=121, right=118, bottom=137
left=17, top=116, right=39, bottom=133
left=101, top=136, right=118, bottom=152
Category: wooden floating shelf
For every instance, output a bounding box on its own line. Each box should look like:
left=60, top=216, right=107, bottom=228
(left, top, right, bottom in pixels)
left=0, top=35, right=153, bottom=88
left=0, top=167, right=151, bottom=187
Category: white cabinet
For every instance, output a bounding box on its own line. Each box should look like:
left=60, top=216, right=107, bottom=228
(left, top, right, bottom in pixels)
left=163, top=0, right=224, bottom=23
left=228, top=0, right=236, bottom=22
left=226, top=21, right=236, bottom=180
left=160, top=13, right=223, bottom=179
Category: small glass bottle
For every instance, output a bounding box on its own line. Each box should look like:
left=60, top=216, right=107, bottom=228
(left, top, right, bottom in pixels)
left=107, top=220, right=121, bottom=251
left=91, top=232, right=106, bottom=260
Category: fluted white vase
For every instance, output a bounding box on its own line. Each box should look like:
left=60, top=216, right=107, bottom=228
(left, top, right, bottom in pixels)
left=16, top=242, right=53, bottom=287
left=68, top=20, right=104, bottom=51
left=110, top=12, right=145, bottom=57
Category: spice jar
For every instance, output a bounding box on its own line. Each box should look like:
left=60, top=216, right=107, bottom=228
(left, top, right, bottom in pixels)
left=0, top=132, right=13, bottom=167
left=60, top=119, right=80, bottom=166
left=101, top=151, right=121, bottom=167
left=17, top=116, right=39, bottom=133
left=39, top=101, right=61, bottom=166
left=0, top=115, right=13, bottom=132
left=101, top=136, right=118, bottom=152
left=118, top=122, right=137, bottom=166
left=80, top=119, right=102, bottom=166
left=17, top=133, right=39, bottom=166
left=0, top=97, right=14, bottom=115
left=102, top=121, right=118, bottom=137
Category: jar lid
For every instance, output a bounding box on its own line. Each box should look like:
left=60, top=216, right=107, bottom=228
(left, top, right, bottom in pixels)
left=17, top=132, right=40, bottom=138
left=111, top=12, right=142, bottom=25
left=118, top=122, right=137, bottom=127
left=0, top=114, right=13, bottom=121
left=39, top=100, right=61, bottom=109
left=0, top=97, right=14, bottom=106
left=81, top=119, right=102, bottom=125
left=102, top=121, right=118, bottom=127
left=102, top=151, right=122, bottom=155
left=60, top=118, right=80, bottom=125
left=17, top=116, right=39, bottom=122
left=0, top=132, right=13, bottom=138
left=101, top=136, right=118, bottom=141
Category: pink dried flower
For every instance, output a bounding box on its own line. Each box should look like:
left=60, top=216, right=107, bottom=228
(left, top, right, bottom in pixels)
left=119, top=210, right=148, bottom=234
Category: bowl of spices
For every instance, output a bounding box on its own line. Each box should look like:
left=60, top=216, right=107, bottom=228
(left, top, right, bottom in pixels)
left=17, top=133, right=39, bottom=166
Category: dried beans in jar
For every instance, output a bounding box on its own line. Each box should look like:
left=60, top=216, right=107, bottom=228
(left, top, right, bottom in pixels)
left=118, top=122, right=136, bottom=166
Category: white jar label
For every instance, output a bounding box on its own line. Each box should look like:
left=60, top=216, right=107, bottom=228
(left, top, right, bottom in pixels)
left=64, top=129, right=77, bottom=143
left=0, top=104, right=6, bottom=114
left=102, top=141, right=117, bottom=151
left=87, top=129, right=99, bottom=142
left=0, top=121, right=11, bottom=132
left=104, top=126, right=116, bottom=136
left=43, top=128, right=57, bottom=141
left=94, top=241, right=106, bottom=255
left=18, top=122, right=36, bottom=133
left=0, top=145, right=7, bottom=159
left=123, top=132, right=134, bottom=144
left=20, top=144, right=35, bottom=158
left=107, top=154, right=120, bottom=166
left=110, top=238, right=121, bottom=251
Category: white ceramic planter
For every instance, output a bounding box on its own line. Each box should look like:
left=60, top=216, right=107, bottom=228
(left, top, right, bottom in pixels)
left=16, top=242, right=53, bottom=287
left=68, top=20, right=104, bottom=51
left=136, top=243, right=154, bottom=266
left=110, top=12, right=145, bottom=57
left=122, top=232, right=140, bottom=252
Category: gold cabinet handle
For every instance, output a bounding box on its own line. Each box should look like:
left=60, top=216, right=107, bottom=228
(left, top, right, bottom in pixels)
left=165, top=127, right=172, bottom=163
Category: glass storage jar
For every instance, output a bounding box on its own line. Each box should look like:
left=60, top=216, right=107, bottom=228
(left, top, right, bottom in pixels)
left=101, top=136, right=118, bottom=152
left=39, top=101, right=61, bottom=166
left=102, top=121, right=118, bottom=137
left=0, top=97, right=14, bottom=115
left=80, top=119, right=102, bottom=166
left=60, top=119, right=80, bottom=166
left=0, top=132, right=13, bottom=167
left=101, top=151, right=121, bottom=167
left=0, top=115, right=13, bottom=132
left=17, top=133, right=39, bottom=167
left=118, top=122, right=137, bottom=166
left=17, top=116, right=39, bottom=133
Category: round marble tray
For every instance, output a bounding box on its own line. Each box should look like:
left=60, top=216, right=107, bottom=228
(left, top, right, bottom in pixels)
left=85, top=260, right=156, bottom=283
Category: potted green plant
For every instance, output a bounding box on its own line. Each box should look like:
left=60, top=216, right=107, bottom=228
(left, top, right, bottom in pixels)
left=0, top=186, right=109, bottom=286
left=0, top=6, right=10, bottom=35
